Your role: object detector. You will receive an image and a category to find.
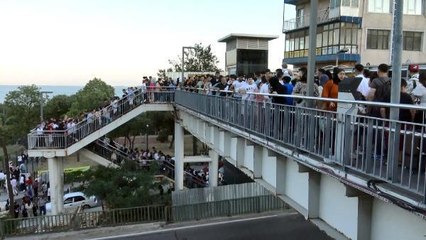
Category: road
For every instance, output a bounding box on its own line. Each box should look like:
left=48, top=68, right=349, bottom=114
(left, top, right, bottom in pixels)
left=89, top=212, right=333, bottom=240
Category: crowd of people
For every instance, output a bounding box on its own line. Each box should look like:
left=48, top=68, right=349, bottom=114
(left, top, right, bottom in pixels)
left=91, top=137, right=225, bottom=188
left=180, top=63, right=426, bottom=169
left=181, top=63, right=425, bottom=117
left=32, top=78, right=177, bottom=148
left=5, top=160, right=48, bottom=218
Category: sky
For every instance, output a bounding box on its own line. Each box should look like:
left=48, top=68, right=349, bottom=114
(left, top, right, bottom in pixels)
left=0, top=0, right=295, bottom=86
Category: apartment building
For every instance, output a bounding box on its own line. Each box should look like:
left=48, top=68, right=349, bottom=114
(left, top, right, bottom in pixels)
left=283, top=0, right=426, bottom=68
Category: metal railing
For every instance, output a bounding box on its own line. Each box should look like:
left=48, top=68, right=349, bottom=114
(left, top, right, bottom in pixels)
left=86, top=139, right=207, bottom=188
left=0, top=195, right=286, bottom=238
left=283, top=8, right=330, bottom=32
left=27, top=87, right=175, bottom=150
left=0, top=205, right=167, bottom=237
left=172, top=195, right=287, bottom=222
left=175, top=90, right=426, bottom=205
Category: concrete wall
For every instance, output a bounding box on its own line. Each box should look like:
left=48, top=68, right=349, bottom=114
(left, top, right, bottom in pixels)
left=371, top=199, right=426, bottom=240
left=262, top=153, right=277, bottom=188
left=284, top=159, right=308, bottom=211
left=319, top=175, right=358, bottom=240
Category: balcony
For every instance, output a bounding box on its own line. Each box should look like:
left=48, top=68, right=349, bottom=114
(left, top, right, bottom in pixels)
left=283, top=6, right=362, bottom=32
left=283, top=8, right=334, bottom=32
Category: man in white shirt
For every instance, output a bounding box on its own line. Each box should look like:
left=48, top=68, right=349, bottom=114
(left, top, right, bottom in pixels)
left=259, top=69, right=272, bottom=103
left=354, top=63, right=370, bottom=99
left=232, top=74, right=245, bottom=98
left=240, top=75, right=258, bottom=101
left=407, top=64, right=420, bottom=94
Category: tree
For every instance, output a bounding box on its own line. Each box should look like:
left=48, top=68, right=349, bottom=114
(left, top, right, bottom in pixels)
left=1, top=85, right=44, bottom=216
left=149, top=112, right=174, bottom=144
left=0, top=117, right=16, bottom=216
left=168, top=43, right=221, bottom=72
left=157, top=68, right=173, bottom=80
left=4, top=85, right=42, bottom=144
left=81, top=162, right=169, bottom=209
left=44, top=94, right=75, bottom=120
left=68, top=78, right=114, bottom=117
left=108, top=115, right=152, bottom=150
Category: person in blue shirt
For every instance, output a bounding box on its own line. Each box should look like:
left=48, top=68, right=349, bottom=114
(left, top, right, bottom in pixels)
left=283, top=74, right=294, bottom=105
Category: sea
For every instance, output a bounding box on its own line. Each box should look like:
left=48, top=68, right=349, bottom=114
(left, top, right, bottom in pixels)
left=0, top=85, right=128, bottom=103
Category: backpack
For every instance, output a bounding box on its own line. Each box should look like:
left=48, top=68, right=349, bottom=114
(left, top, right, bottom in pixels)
left=375, top=80, right=391, bottom=102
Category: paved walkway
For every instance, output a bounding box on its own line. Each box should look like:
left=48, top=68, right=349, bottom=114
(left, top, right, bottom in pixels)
left=6, top=210, right=347, bottom=240
left=6, top=211, right=287, bottom=240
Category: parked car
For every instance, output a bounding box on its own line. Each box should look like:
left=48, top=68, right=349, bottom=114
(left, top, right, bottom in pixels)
left=46, top=192, right=97, bottom=212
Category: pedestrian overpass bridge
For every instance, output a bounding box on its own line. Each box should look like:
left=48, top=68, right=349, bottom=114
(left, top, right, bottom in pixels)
left=28, top=89, right=426, bottom=240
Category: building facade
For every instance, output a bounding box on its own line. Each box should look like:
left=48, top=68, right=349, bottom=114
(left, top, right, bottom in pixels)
left=283, top=0, right=426, bottom=68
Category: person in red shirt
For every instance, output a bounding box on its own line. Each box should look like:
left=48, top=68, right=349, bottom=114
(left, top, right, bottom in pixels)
left=321, top=68, right=345, bottom=111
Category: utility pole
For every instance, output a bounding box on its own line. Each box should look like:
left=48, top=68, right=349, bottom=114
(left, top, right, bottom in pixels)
left=40, top=91, right=53, bottom=122
left=389, top=0, right=403, bottom=182
left=181, top=46, right=196, bottom=87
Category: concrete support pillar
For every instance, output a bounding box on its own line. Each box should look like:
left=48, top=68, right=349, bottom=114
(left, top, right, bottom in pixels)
left=213, top=127, right=220, bottom=147
left=201, top=122, right=206, bottom=140
left=218, top=130, right=225, bottom=155
left=244, top=142, right=254, bottom=172
left=346, top=186, right=373, bottom=240
left=209, top=125, right=215, bottom=145
left=48, top=157, right=64, bottom=215
left=299, top=163, right=320, bottom=219
left=261, top=148, right=277, bottom=188
left=253, top=145, right=263, bottom=179
left=209, top=150, right=219, bottom=187
left=235, top=138, right=245, bottom=167
left=276, top=156, right=287, bottom=196
left=223, top=133, right=232, bottom=158
left=357, top=197, right=372, bottom=240
left=195, top=119, right=201, bottom=136
left=307, top=171, right=321, bottom=218
left=174, top=122, right=184, bottom=191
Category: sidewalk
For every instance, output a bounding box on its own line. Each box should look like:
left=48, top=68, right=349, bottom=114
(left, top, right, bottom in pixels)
left=6, top=222, right=165, bottom=240
left=6, top=210, right=293, bottom=240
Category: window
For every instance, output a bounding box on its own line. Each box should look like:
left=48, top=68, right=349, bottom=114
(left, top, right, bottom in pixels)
left=403, top=0, right=422, bottom=15
left=74, top=196, right=85, bottom=202
left=330, top=0, right=341, bottom=9
left=351, top=0, right=359, bottom=7
left=367, top=29, right=390, bottom=49
left=296, top=8, right=304, bottom=28
left=284, top=22, right=360, bottom=58
left=403, top=31, right=423, bottom=51
left=342, top=0, right=350, bottom=6
left=368, top=0, right=390, bottom=13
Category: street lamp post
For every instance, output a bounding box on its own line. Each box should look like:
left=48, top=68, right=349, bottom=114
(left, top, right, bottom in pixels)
left=181, top=46, right=196, bottom=87
left=145, top=124, right=149, bottom=151
left=335, top=48, right=349, bottom=67
left=40, top=91, right=53, bottom=122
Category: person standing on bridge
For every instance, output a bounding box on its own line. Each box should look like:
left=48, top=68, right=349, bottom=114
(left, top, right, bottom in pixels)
left=292, top=67, right=319, bottom=107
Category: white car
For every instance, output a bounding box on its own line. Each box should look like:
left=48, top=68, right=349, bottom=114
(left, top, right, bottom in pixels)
left=46, top=192, right=97, bottom=212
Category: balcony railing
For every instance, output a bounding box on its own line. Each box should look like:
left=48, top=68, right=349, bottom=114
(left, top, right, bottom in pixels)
left=283, top=8, right=331, bottom=32
left=175, top=90, right=426, bottom=207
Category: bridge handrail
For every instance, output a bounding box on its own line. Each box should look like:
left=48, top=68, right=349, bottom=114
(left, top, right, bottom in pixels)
left=174, top=90, right=426, bottom=206
left=88, top=140, right=207, bottom=187
left=27, top=88, right=175, bottom=150
left=180, top=86, right=426, bottom=111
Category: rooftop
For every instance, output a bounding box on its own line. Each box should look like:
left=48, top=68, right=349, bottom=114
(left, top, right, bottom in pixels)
left=218, top=33, right=279, bottom=43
